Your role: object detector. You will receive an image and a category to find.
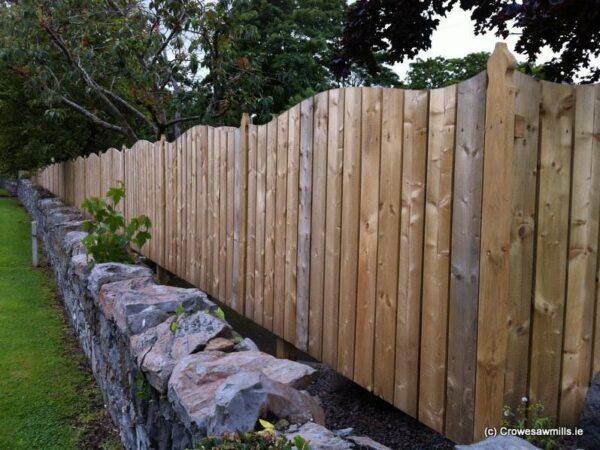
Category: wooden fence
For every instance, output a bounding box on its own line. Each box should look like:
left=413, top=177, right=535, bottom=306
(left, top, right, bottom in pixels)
left=34, top=44, right=600, bottom=443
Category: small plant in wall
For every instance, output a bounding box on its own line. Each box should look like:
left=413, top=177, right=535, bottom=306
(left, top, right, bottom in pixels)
left=195, top=419, right=311, bottom=449
left=81, top=182, right=151, bottom=266
left=502, top=397, right=556, bottom=449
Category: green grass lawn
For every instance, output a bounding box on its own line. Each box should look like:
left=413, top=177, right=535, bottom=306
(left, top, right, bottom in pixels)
left=0, top=193, right=120, bottom=449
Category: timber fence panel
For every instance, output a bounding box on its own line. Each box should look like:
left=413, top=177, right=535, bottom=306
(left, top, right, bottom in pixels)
left=32, top=45, right=600, bottom=442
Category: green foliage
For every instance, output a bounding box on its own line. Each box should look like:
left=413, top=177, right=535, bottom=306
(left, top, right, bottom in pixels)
left=81, top=183, right=151, bottom=265
left=210, top=307, right=226, bottom=321
left=502, top=398, right=556, bottom=450
left=134, top=374, right=151, bottom=402
left=196, top=420, right=311, bottom=450
left=402, top=52, right=547, bottom=89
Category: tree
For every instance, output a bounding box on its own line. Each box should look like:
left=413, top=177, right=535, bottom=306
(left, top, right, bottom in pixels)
left=332, top=0, right=600, bottom=83
left=0, top=0, right=217, bottom=141
left=197, top=0, right=400, bottom=125
left=402, top=52, right=546, bottom=89
left=0, top=67, right=121, bottom=174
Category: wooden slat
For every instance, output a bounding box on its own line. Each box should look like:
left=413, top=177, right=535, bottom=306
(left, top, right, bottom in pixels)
left=284, top=105, right=301, bottom=344
left=264, top=119, right=278, bottom=330
left=219, top=129, right=228, bottom=302
left=529, top=81, right=574, bottom=421
left=158, top=139, right=166, bottom=268
left=354, top=88, right=383, bottom=390
left=274, top=112, right=289, bottom=337
left=296, top=98, right=314, bottom=351
left=373, top=88, right=403, bottom=402
left=226, top=130, right=235, bottom=306
left=232, top=116, right=249, bottom=314
left=592, top=86, right=600, bottom=377
left=338, top=87, right=362, bottom=378
left=445, top=72, right=486, bottom=443
left=395, top=89, right=428, bottom=416
left=322, top=89, right=344, bottom=367
left=245, top=124, right=258, bottom=319
left=559, top=84, right=600, bottom=425
left=474, top=44, right=517, bottom=439
left=206, top=128, right=215, bottom=297
left=189, top=131, right=198, bottom=283
left=503, top=72, right=541, bottom=411
left=176, top=138, right=183, bottom=275
left=212, top=130, right=221, bottom=297
left=419, top=84, right=457, bottom=432
left=254, top=124, right=267, bottom=325
left=198, top=128, right=208, bottom=288
left=308, top=91, right=329, bottom=358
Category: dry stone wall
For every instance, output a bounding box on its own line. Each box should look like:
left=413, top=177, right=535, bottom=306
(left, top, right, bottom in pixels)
left=16, top=179, right=342, bottom=450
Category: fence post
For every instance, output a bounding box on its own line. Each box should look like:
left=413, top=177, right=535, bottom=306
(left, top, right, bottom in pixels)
left=474, top=42, right=517, bottom=440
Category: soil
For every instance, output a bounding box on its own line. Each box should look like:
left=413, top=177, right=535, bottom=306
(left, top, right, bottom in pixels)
left=305, top=364, right=454, bottom=450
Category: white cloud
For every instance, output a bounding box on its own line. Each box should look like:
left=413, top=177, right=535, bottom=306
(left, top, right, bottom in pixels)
left=392, top=4, right=599, bottom=81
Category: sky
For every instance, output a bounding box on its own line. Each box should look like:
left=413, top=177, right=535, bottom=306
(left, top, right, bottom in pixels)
left=391, top=4, right=599, bottom=81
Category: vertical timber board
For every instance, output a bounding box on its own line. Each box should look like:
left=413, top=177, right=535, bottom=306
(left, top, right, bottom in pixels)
left=159, top=138, right=167, bottom=269
left=308, top=91, right=329, bottom=359
left=176, top=138, right=184, bottom=276
left=445, top=72, right=486, bottom=443
left=529, top=81, right=574, bottom=422
left=504, top=72, right=541, bottom=411
left=226, top=130, right=235, bottom=306
left=264, top=119, right=278, bottom=329
left=207, top=128, right=215, bottom=297
left=395, top=89, right=428, bottom=416
left=212, top=130, right=221, bottom=296
left=198, top=127, right=208, bottom=288
left=474, top=43, right=518, bottom=440
left=592, top=86, right=600, bottom=377
left=418, top=84, right=457, bottom=433
left=560, top=84, right=600, bottom=425
left=254, top=124, right=267, bottom=325
left=338, top=87, right=362, bottom=378
left=284, top=105, right=301, bottom=344
left=274, top=112, right=289, bottom=337
left=373, top=88, right=404, bottom=402
left=219, top=129, right=228, bottom=302
left=190, top=130, right=198, bottom=284
left=297, top=98, right=314, bottom=351
left=185, top=133, right=192, bottom=281
left=354, top=87, right=383, bottom=390
left=232, top=116, right=249, bottom=314
left=245, top=124, right=258, bottom=319
left=322, top=89, right=344, bottom=367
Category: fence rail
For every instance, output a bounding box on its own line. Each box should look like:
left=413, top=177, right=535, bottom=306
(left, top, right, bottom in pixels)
left=34, top=44, right=600, bottom=443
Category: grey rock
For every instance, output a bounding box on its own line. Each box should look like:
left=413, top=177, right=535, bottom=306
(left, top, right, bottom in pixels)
left=455, top=436, right=539, bottom=449
left=62, top=231, right=88, bottom=256
left=168, top=351, right=323, bottom=439
left=210, top=371, right=323, bottom=436
left=347, top=435, right=392, bottom=450
left=333, top=428, right=354, bottom=438
left=235, top=337, right=259, bottom=352
left=89, top=263, right=154, bottom=298
left=579, top=371, right=600, bottom=449
left=98, top=277, right=213, bottom=335
left=286, top=423, right=352, bottom=450
left=69, top=253, right=91, bottom=284
left=130, top=311, right=232, bottom=392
